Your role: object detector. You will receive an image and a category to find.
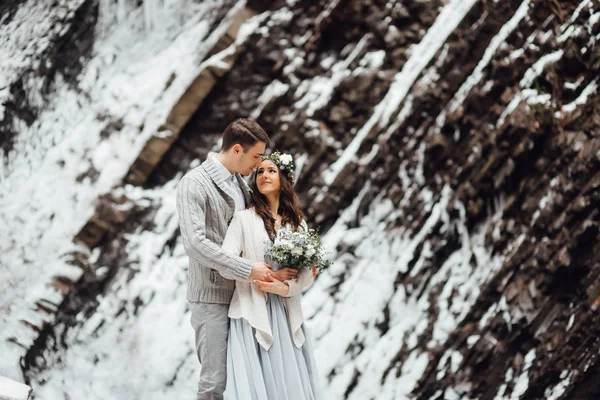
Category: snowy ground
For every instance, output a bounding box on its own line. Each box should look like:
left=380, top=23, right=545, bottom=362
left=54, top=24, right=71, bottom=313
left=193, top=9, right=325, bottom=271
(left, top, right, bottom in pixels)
left=0, top=375, right=32, bottom=400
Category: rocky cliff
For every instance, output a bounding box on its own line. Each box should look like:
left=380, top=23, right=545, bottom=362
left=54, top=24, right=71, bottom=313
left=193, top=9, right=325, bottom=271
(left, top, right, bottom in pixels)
left=1, top=0, right=599, bottom=399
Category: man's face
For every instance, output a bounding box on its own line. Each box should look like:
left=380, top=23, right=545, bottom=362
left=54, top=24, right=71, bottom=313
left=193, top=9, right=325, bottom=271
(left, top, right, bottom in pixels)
left=235, top=142, right=266, bottom=176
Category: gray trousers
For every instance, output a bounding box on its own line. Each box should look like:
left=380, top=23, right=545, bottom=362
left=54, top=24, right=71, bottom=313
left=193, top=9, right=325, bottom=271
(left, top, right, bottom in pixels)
left=189, top=302, right=229, bottom=400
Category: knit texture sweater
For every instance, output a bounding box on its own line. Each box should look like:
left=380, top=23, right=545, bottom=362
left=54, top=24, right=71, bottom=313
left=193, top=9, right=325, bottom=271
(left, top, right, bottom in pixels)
left=220, top=208, right=315, bottom=350
left=176, top=153, right=254, bottom=303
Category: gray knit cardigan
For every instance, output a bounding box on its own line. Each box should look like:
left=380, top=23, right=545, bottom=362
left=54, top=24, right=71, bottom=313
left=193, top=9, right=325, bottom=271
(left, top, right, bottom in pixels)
left=176, top=154, right=253, bottom=303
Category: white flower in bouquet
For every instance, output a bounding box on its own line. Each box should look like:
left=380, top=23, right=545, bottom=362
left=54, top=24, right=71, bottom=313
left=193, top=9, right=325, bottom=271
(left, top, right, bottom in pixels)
left=264, top=226, right=331, bottom=272
left=280, top=238, right=294, bottom=249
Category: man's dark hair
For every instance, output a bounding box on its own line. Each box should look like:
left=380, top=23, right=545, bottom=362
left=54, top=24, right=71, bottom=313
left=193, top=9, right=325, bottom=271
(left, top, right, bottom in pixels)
left=221, top=118, right=270, bottom=151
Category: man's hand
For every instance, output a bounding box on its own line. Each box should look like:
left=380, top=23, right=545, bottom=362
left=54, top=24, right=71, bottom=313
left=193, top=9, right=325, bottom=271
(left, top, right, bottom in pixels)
left=249, top=262, right=272, bottom=282
left=255, top=273, right=289, bottom=296
left=270, top=267, right=299, bottom=281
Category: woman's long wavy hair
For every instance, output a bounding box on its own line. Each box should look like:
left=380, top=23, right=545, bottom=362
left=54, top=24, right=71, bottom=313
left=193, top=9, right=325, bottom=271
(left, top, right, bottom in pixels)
left=250, top=163, right=304, bottom=239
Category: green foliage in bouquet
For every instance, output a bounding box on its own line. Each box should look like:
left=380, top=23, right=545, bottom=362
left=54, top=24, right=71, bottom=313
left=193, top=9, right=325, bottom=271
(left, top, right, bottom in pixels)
left=264, top=227, right=331, bottom=272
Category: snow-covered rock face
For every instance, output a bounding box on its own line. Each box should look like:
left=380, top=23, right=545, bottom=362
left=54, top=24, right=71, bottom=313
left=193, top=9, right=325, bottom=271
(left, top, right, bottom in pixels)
left=2, top=0, right=600, bottom=399
left=0, top=0, right=242, bottom=384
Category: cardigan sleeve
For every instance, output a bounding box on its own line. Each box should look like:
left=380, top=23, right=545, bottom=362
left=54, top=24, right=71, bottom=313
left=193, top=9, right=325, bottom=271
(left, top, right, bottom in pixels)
left=283, top=267, right=314, bottom=297
left=176, top=177, right=252, bottom=281
left=282, top=218, right=314, bottom=297
left=220, top=212, right=246, bottom=280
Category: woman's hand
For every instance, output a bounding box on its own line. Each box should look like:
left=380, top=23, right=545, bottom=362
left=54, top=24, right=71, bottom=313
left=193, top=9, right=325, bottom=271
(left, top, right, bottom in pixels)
left=254, top=273, right=289, bottom=296
left=312, top=264, right=318, bottom=278
left=270, top=267, right=298, bottom=281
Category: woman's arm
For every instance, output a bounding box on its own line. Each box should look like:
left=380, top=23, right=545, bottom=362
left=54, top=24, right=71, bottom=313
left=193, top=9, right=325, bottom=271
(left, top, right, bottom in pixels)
left=255, top=272, right=290, bottom=296
left=282, top=266, right=315, bottom=297
left=256, top=266, right=317, bottom=296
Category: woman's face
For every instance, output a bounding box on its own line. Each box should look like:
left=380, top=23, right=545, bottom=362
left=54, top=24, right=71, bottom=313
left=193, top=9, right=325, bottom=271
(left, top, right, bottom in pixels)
left=256, top=160, right=281, bottom=196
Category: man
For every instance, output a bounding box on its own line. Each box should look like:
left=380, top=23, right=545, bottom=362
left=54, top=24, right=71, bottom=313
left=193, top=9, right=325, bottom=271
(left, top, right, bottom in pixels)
left=176, top=118, right=298, bottom=400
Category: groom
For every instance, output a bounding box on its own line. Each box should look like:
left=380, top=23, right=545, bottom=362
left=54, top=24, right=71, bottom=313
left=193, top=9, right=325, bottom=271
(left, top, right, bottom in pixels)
left=176, top=118, right=298, bottom=400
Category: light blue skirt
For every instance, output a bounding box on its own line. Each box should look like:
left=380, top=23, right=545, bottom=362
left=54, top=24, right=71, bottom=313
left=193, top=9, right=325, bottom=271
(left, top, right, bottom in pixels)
left=224, top=293, right=324, bottom=400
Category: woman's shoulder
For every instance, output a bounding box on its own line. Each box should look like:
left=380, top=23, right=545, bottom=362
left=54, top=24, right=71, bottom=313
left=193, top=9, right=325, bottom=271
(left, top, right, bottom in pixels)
left=234, top=208, right=261, bottom=221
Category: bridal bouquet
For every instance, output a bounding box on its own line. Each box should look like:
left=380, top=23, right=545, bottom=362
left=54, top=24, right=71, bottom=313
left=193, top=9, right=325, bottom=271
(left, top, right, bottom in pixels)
left=264, top=227, right=331, bottom=272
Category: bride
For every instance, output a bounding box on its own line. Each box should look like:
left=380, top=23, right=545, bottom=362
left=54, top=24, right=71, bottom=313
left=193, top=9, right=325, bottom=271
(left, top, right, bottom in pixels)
left=219, top=151, right=324, bottom=399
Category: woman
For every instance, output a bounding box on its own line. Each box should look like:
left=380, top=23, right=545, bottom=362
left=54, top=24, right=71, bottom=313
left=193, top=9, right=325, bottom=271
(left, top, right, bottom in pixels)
left=219, top=151, right=324, bottom=399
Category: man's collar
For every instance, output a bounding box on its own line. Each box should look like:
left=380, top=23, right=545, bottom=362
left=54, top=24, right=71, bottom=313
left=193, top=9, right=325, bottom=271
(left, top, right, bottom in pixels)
left=203, top=152, right=252, bottom=205
left=203, top=152, right=232, bottom=185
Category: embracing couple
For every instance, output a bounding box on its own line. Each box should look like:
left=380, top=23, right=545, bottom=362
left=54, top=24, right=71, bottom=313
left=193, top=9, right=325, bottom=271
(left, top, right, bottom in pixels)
left=176, top=118, right=324, bottom=400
